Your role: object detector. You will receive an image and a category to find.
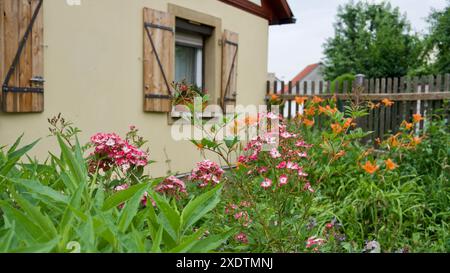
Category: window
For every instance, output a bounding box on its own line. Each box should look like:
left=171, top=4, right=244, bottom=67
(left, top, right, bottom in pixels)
left=175, top=31, right=203, bottom=88
left=174, top=18, right=213, bottom=89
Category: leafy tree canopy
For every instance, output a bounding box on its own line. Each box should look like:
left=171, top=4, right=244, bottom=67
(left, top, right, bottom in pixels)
left=323, top=1, right=424, bottom=80
left=422, top=1, right=450, bottom=75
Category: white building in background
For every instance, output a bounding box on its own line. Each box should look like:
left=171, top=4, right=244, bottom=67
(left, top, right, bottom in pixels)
left=283, top=62, right=325, bottom=117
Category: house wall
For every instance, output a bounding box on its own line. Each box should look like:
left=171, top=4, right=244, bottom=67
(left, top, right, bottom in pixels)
left=301, top=65, right=325, bottom=94
left=0, top=0, right=269, bottom=176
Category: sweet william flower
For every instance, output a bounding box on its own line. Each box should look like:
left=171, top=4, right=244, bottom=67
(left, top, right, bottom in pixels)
left=270, top=148, right=281, bottom=159
left=261, top=178, right=272, bottom=189
left=190, top=160, right=224, bottom=188
left=304, top=182, right=315, bottom=193
left=279, top=174, right=288, bottom=186
left=306, top=236, right=326, bottom=249
left=155, top=176, right=187, bottom=198
left=90, top=132, right=148, bottom=173
left=235, top=232, right=249, bottom=244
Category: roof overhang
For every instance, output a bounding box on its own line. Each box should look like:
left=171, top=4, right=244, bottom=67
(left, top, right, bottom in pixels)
left=219, top=0, right=296, bottom=25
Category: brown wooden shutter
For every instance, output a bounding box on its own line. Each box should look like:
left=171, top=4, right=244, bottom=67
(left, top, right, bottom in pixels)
left=143, top=8, right=175, bottom=113
left=1, top=0, right=44, bottom=113
left=221, top=30, right=239, bottom=111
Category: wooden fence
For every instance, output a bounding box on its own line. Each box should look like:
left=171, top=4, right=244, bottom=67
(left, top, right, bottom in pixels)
left=266, top=74, right=450, bottom=142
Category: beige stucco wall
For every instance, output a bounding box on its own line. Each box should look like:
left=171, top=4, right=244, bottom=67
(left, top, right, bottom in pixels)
left=0, top=0, right=269, bottom=177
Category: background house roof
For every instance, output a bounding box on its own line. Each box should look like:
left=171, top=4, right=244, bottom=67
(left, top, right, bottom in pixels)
left=283, top=63, right=322, bottom=92
left=219, top=0, right=296, bottom=25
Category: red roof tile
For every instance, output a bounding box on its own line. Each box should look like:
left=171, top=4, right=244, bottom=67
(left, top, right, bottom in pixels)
left=284, top=63, right=320, bottom=92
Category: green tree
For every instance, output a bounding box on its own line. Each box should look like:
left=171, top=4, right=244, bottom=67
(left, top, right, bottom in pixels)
left=323, top=1, right=423, bottom=80
left=422, top=1, right=450, bottom=74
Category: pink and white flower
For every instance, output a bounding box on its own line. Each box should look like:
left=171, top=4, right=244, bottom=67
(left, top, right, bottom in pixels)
left=190, top=160, right=224, bottom=188
left=306, top=236, right=326, bottom=249
left=304, top=182, right=315, bottom=193
left=270, top=148, right=281, bottom=159
left=155, top=175, right=187, bottom=198
left=261, top=178, right=273, bottom=189
left=279, top=174, right=288, bottom=186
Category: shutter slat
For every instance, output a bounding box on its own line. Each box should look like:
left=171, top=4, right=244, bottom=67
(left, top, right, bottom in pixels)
left=143, top=8, right=174, bottom=113
left=2, top=0, right=43, bottom=113
left=31, top=0, right=44, bottom=112
left=221, top=30, right=239, bottom=112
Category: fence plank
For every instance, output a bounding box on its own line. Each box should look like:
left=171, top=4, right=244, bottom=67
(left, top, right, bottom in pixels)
left=391, top=78, right=399, bottom=131
left=379, top=78, right=387, bottom=138
left=385, top=78, right=392, bottom=133
left=288, top=81, right=292, bottom=119
left=435, top=74, right=443, bottom=118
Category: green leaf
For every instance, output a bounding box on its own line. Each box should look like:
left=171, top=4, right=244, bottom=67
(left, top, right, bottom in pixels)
left=0, top=226, right=15, bottom=252
left=7, top=134, right=24, bottom=155
left=181, top=185, right=222, bottom=233
left=58, top=180, right=86, bottom=250
left=224, top=136, right=239, bottom=149
left=169, top=227, right=206, bottom=253
left=102, top=182, right=149, bottom=211
left=10, top=238, right=59, bottom=253
left=118, top=183, right=149, bottom=232
left=11, top=178, right=69, bottom=204
left=56, top=135, right=87, bottom=187
left=189, top=228, right=236, bottom=253
left=1, top=138, right=40, bottom=177
left=148, top=191, right=181, bottom=242
left=0, top=201, right=43, bottom=243
left=151, top=225, right=164, bottom=253
left=10, top=189, right=58, bottom=241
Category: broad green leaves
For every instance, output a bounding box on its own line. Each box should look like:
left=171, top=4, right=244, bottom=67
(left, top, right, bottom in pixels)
left=0, top=135, right=231, bottom=253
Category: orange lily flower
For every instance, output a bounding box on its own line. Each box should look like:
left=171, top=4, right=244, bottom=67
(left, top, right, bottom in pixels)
left=343, top=118, right=353, bottom=129
left=318, top=106, right=327, bottom=114
left=411, top=136, right=422, bottom=146
left=244, top=116, right=258, bottom=126
left=295, top=96, right=308, bottom=105
left=413, top=113, right=424, bottom=123
left=327, top=105, right=338, bottom=114
left=331, top=123, right=343, bottom=134
left=385, top=159, right=398, bottom=170
left=305, top=106, right=316, bottom=116
left=303, top=118, right=315, bottom=127
left=270, top=94, right=279, bottom=101
left=368, top=101, right=381, bottom=109
left=196, top=143, right=204, bottom=150
left=381, top=98, right=394, bottom=107
left=312, top=96, right=324, bottom=104
left=362, top=161, right=379, bottom=174
left=388, top=133, right=401, bottom=148
left=401, top=121, right=414, bottom=130
left=375, top=138, right=381, bottom=145
left=334, top=150, right=346, bottom=159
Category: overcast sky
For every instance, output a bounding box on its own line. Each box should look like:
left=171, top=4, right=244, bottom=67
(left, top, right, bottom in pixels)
left=268, top=0, right=448, bottom=81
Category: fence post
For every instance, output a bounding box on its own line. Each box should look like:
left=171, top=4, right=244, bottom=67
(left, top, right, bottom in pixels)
left=354, top=74, right=365, bottom=104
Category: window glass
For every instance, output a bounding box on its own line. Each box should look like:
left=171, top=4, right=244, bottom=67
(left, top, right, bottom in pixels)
left=175, top=31, right=203, bottom=88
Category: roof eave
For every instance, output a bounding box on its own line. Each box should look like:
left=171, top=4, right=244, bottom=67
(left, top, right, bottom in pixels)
left=219, top=0, right=296, bottom=26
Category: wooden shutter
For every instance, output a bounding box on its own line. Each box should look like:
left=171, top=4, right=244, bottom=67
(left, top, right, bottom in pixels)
left=1, top=0, right=44, bottom=113
left=143, top=8, right=174, bottom=113
left=221, top=30, right=239, bottom=111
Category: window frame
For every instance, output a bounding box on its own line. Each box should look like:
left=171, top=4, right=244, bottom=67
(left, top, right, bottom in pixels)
left=174, top=18, right=213, bottom=90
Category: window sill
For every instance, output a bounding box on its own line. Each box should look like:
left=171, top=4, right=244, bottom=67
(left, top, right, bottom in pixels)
left=167, top=105, right=222, bottom=125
